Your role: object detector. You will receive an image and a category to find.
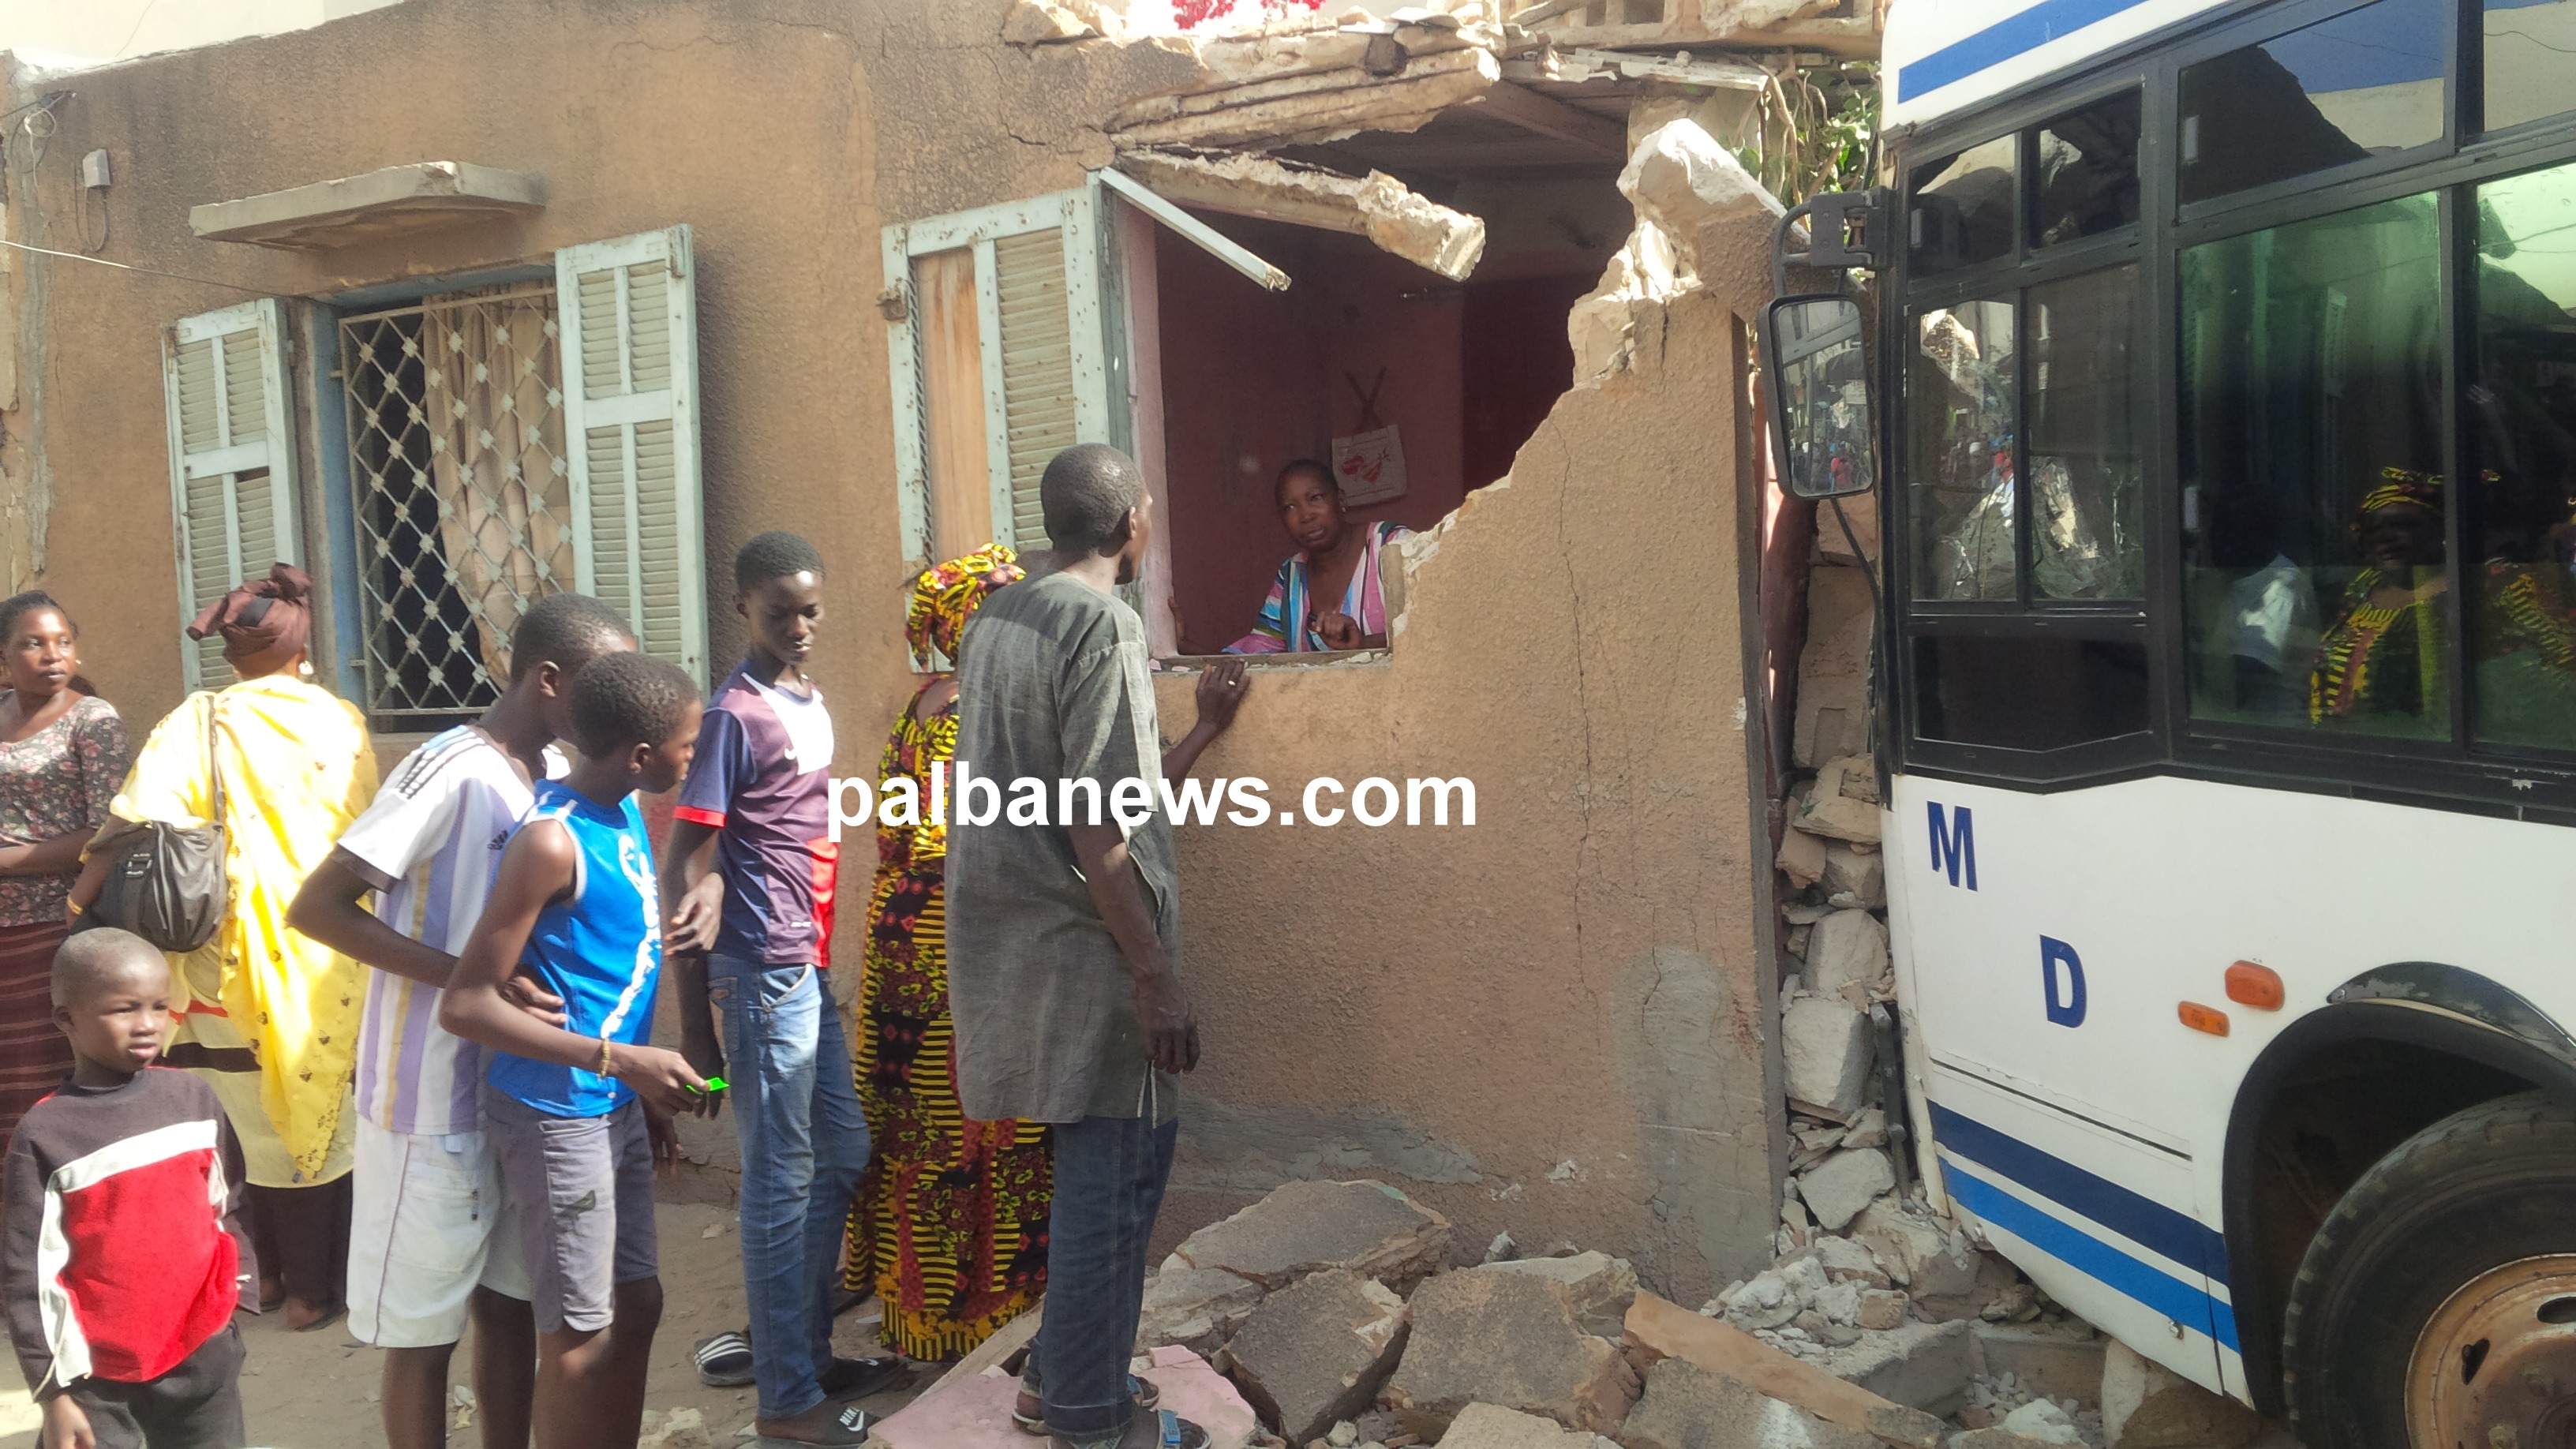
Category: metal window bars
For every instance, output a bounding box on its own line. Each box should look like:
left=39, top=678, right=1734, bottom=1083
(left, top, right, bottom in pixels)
left=339, top=285, right=571, bottom=724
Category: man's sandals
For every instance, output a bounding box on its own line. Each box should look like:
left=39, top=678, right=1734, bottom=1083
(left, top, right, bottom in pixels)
left=1011, top=1375, right=1160, bottom=1436
left=1057, top=1410, right=1208, bottom=1449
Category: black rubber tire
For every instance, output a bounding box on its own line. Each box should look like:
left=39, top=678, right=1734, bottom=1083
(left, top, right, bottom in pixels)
left=2281, top=1089, right=2576, bottom=1449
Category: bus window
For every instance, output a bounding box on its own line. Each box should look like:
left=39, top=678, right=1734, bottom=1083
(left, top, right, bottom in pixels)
left=1910, top=298, right=2017, bottom=601
left=2483, top=0, right=2576, bottom=132
left=2029, top=266, right=2144, bottom=600
left=2468, top=159, right=2576, bottom=751
left=2031, top=91, right=2141, bottom=249
left=1912, top=635, right=2150, bottom=750
left=2176, top=0, right=2447, bottom=205
left=2180, top=193, right=2447, bottom=736
left=1909, top=137, right=2016, bottom=275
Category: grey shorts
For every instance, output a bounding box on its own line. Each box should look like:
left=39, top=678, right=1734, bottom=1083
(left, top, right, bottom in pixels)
left=483, top=1088, right=658, bottom=1335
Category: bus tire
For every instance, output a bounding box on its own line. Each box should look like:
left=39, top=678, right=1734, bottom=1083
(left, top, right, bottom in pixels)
left=2280, top=1089, right=2576, bottom=1449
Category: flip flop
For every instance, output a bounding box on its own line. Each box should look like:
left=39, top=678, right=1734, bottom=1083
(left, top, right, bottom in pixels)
left=695, top=1329, right=757, bottom=1388
left=1013, top=1376, right=1160, bottom=1438
left=290, top=1302, right=346, bottom=1333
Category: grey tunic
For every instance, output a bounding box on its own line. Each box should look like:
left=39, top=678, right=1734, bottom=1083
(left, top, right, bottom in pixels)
left=946, top=568, right=1181, bottom=1125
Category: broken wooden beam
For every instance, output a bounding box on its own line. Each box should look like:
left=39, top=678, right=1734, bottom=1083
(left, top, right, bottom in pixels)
left=1622, top=1290, right=1949, bottom=1449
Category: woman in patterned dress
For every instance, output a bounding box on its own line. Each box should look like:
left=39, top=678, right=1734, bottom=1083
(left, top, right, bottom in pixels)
left=0, top=591, right=126, bottom=1148
left=845, top=545, right=1053, bottom=1361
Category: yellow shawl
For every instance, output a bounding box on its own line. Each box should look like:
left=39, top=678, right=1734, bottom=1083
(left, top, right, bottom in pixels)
left=110, top=675, right=375, bottom=1181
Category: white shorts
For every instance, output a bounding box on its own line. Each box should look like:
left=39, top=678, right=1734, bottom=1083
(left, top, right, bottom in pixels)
left=348, top=1117, right=531, bottom=1348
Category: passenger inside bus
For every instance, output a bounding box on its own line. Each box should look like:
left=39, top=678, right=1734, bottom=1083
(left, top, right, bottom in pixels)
left=2310, top=470, right=2451, bottom=726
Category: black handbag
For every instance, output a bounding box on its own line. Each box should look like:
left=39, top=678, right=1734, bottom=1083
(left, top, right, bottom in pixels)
left=91, top=701, right=230, bottom=953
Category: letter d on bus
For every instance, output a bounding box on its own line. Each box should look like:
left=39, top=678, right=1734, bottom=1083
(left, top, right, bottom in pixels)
left=1928, top=803, right=1977, bottom=889
left=2040, top=936, right=2087, bottom=1027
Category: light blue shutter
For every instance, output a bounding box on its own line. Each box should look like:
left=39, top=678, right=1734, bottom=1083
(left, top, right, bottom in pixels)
left=163, top=299, right=300, bottom=690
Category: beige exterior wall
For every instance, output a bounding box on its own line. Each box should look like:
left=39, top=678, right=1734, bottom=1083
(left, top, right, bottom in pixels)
left=1, top=0, right=1780, bottom=1297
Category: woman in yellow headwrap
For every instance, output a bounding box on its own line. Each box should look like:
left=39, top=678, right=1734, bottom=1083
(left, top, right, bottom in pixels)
left=2312, top=468, right=2453, bottom=731
left=843, top=545, right=1053, bottom=1361
left=73, top=564, right=374, bottom=1331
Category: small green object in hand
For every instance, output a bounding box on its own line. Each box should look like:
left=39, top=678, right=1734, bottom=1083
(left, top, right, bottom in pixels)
left=699, top=1076, right=728, bottom=1093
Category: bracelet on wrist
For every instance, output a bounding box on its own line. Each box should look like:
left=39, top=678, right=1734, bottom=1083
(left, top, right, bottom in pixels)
left=597, top=1036, right=615, bottom=1078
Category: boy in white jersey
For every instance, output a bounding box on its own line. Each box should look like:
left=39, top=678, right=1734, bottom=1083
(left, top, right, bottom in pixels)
left=289, top=593, right=635, bottom=1449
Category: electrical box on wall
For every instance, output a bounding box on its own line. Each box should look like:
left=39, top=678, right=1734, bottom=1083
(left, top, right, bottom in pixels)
left=78, top=150, right=109, bottom=189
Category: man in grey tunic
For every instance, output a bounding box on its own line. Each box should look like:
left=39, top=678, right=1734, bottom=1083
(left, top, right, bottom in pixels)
left=948, top=443, right=1249, bottom=1449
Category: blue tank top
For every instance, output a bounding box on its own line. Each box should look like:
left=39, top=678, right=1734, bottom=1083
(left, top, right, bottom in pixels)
left=485, top=781, right=662, bottom=1118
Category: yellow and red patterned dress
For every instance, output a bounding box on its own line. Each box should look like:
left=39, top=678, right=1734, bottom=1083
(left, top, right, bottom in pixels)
left=845, top=683, right=1052, bottom=1360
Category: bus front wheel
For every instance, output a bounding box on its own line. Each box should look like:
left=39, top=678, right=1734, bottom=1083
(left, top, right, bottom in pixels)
left=2282, top=1090, right=2576, bottom=1449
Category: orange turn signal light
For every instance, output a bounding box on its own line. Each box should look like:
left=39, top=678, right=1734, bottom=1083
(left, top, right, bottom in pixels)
left=2224, top=961, right=2285, bottom=1011
left=2178, top=1002, right=2231, bottom=1036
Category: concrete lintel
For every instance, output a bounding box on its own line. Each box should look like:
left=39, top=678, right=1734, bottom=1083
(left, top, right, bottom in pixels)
left=190, top=162, right=546, bottom=251
left=1115, top=150, right=1486, bottom=280
left=1110, top=46, right=1500, bottom=152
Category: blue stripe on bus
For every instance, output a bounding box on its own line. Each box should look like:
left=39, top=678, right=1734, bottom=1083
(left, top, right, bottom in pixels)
left=1928, top=1100, right=2230, bottom=1279
left=1896, top=0, right=2162, bottom=101
left=1942, top=1163, right=2243, bottom=1352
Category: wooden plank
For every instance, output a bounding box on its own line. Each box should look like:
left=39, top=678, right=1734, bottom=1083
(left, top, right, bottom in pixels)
left=1465, top=80, right=1631, bottom=159
left=915, top=245, right=996, bottom=561
left=1622, top=1291, right=1947, bottom=1449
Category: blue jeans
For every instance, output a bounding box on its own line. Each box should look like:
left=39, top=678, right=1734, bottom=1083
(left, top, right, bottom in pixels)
left=1020, top=1114, right=1178, bottom=1446
left=707, top=957, right=869, bottom=1421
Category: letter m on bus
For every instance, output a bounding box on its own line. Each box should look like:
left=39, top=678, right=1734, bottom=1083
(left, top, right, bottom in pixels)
left=1928, top=803, right=1977, bottom=890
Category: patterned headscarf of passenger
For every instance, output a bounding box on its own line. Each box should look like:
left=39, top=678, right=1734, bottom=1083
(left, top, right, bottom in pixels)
left=907, top=544, right=1024, bottom=667
left=2357, top=466, right=2445, bottom=522
left=187, top=562, right=315, bottom=678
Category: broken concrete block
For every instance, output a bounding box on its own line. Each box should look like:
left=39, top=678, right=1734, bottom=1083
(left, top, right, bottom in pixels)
left=1435, top=1402, right=1622, bottom=1448
left=1623, top=1292, right=1946, bottom=1449
left=1615, top=119, right=1784, bottom=280
left=1812, top=1235, right=1890, bottom=1290
left=1855, top=1290, right=1907, bottom=1331
left=1568, top=223, right=1681, bottom=384
left=1797, top=1150, right=1893, bottom=1233
left=1840, top=1108, right=1889, bottom=1151
left=1998, top=1399, right=2081, bottom=1445
left=1795, top=567, right=1874, bottom=769
left=1969, top=1323, right=2104, bottom=1409
left=1795, top=791, right=1882, bottom=845
left=1168, top=1179, right=1451, bottom=1294
left=1138, top=1267, right=1267, bottom=1356
left=1220, top=1269, right=1408, bottom=1444
left=1822, top=846, right=1885, bottom=910
left=1833, top=1320, right=1974, bottom=1413
left=1622, top=1356, right=1881, bottom=1449
left=1949, top=1430, right=2066, bottom=1449
left=1479, top=1252, right=1638, bottom=1339
left=1849, top=1200, right=1977, bottom=1297
left=1001, top=0, right=1097, bottom=43
left=1915, top=1249, right=2019, bottom=1324
left=1812, top=1281, right=1861, bottom=1326
left=2099, top=1339, right=2259, bottom=1449
left=1380, top=1268, right=1638, bottom=1440
left=1777, top=826, right=1829, bottom=889
left=1782, top=996, right=1872, bottom=1118
left=1355, top=170, right=1486, bottom=279
left=635, top=1408, right=711, bottom=1449
left=1805, top=911, right=1890, bottom=998
left=1828, top=757, right=1881, bottom=804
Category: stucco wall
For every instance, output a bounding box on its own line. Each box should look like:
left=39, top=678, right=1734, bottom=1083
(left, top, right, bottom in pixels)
left=2, top=0, right=1780, bottom=1298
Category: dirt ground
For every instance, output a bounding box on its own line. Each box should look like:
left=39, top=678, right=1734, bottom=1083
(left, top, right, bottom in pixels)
left=0, top=1200, right=928, bottom=1449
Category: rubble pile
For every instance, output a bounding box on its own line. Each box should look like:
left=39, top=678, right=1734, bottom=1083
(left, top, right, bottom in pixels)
left=1112, top=1177, right=2252, bottom=1449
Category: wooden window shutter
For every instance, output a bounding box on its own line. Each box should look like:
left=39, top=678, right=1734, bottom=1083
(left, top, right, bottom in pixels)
left=556, top=226, right=709, bottom=686
left=163, top=299, right=300, bottom=691
left=882, top=187, right=1118, bottom=585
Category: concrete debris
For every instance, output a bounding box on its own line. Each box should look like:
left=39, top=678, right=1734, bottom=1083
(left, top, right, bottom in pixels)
left=1114, top=151, right=1485, bottom=279
left=1855, top=1290, right=1907, bottom=1331
left=1795, top=785, right=1881, bottom=845
left=1220, top=1269, right=1409, bottom=1444
left=1478, top=1251, right=1638, bottom=1339
left=1624, top=1290, right=1947, bottom=1449
left=1567, top=221, right=1683, bottom=385
left=1968, top=1324, right=2104, bottom=1410
left=1823, top=844, right=1885, bottom=910
left=1840, top=1108, right=1889, bottom=1151
left=1002, top=0, right=1099, bottom=44
left=1848, top=1200, right=1974, bottom=1297
left=1719, top=1258, right=1824, bottom=1332
left=2099, top=1340, right=2258, bottom=1449
left=1782, top=995, right=1872, bottom=1118
left=1813, top=1234, right=1891, bottom=1290
left=1777, top=826, right=1829, bottom=890
left=636, top=1408, right=712, bottom=1449
left=1805, top=910, right=1890, bottom=999
left=1110, top=45, right=1501, bottom=151
left=1380, top=1267, right=1638, bottom=1440
left=1795, top=567, right=1874, bottom=769
left=1167, top=1178, right=1451, bottom=1294
left=1485, top=1232, right=1519, bottom=1264
left=1615, top=119, right=1784, bottom=280
left=1140, top=1266, right=1270, bottom=1357
left=1796, top=1149, right=1893, bottom=1234
left=1622, top=1356, right=1882, bottom=1449
left=1998, top=1399, right=2082, bottom=1445
left=1950, top=1429, right=2082, bottom=1449
left=1792, top=1321, right=1973, bottom=1414
left=1433, top=1402, right=1620, bottom=1448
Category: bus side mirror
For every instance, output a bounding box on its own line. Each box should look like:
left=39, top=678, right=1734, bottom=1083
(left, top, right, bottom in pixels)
left=1758, top=293, right=1878, bottom=500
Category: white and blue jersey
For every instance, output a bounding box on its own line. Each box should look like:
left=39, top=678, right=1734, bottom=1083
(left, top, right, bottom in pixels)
left=485, top=780, right=662, bottom=1118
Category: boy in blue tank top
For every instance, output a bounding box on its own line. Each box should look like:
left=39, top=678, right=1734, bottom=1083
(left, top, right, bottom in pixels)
left=440, top=653, right=708, bottom=1449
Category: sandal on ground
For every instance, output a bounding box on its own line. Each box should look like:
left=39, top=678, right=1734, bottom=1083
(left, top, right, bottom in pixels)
left=695, top=1329, right=757, bottom=1388
left=287, top=1301, right=345, bottom=1333
left=754, top=1400, right=876, bottom=1447
left=1013, top=1377, right=1161, bottom=1438
left=819, top=1354, right=912, bottom=1400
left=1046, top=1410, right=1208, bottom=1449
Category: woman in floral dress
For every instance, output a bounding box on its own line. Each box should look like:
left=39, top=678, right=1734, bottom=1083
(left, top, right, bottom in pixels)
left=844, top=545, right=1054, bottom=1361
left=0, top=591, right=127, bottom=1144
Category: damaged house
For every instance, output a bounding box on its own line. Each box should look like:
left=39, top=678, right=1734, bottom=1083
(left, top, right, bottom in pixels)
left=0, top=0, right=1881, bottom=1304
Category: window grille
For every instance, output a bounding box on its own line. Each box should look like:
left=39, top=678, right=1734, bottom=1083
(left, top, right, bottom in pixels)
left=339, top=286, right=571, bottom=724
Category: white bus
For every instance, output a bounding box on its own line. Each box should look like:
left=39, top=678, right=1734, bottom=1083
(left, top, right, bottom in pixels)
left=1760, top=1, right=2576, bottom=1443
